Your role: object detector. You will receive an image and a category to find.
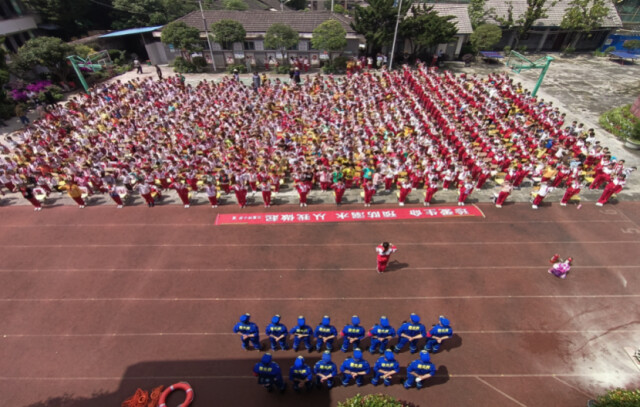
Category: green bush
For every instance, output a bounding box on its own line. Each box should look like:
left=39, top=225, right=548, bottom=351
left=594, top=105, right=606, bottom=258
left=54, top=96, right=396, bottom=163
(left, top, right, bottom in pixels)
left=517, top=45, right=527, bottom=53
left=592, top=388, right=640, bottom=407
left=503, top=45, right=512, bottom=55
left=226, top=63, right=247, bottom=74
left=562, top=46, right=575, bottom=55
left=322, top=56, right=348, bottom=74
left=0, top=101, right=15, bottom=119
left=107, top=49, right=126, bottom=66
left=604, top=46, right=616, bottom=54
left=338, top=393, right=418, bottom=407
left=275, top=65, right=291, bottom=74
left=114, top=64, right=132, bottom=75
left=459, top=42, right=476, bottom=57
left=172, top=56, right=198, bottom=73
left=37, top=85, right=64, bottom=103
left=598, top=104, right=639, bottom=140
left=633, top=120, right=640, bottom=141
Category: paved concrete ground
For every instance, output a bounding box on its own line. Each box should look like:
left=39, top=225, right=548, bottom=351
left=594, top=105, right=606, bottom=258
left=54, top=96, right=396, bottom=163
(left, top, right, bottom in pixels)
left=2, top=55, right=639, bottom=209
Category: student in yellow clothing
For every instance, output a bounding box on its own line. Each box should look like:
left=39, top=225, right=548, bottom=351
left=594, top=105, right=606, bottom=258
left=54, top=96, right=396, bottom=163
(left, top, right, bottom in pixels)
left=62, top=180, right=86, bottom=208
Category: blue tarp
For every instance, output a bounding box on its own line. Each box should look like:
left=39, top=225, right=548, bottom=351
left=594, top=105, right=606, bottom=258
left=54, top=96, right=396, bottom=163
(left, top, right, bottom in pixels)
left=610, top=51, right=639, bottom=59
left=480, top=51, right=504, bottom=59
left=100, top=26, right=163, bottom=38
left=601, top=34, right=640, bottom=54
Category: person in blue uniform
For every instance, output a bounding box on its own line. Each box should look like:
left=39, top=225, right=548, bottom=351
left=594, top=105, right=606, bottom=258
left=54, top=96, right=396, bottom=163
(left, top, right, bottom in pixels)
left=371, top=350, right=400, bottom=386
left=404, top=350, right=436, bottom=389
left=340, top=315, right=366, bottom=352
left=253, top=353, right=286, bottom=393
left=315, top=315, right=338, bottom=351
left=394, top=313, right=426, bottom=354
left=289, top=355, right=314, bottom=392
left=266, top=314, right=289, bottom=351
left=314, top=351, right=338, bottom=389
left=340, top=348, right=371, bottom=386
left=291, top=316, right=313, bottom=352
left=233, top=313, right=260, bottom=351
left=368, top=316, right=396, bottom=354
left=425, top=315, right=453, bottom=353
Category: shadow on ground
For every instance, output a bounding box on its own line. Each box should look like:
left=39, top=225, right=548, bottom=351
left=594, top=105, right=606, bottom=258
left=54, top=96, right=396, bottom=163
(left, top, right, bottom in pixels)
left=21, top=354, right=451, bottom=407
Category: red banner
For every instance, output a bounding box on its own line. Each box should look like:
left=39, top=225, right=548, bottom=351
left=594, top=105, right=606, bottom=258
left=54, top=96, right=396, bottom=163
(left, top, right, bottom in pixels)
left=215, top=206, right=483, bottom=225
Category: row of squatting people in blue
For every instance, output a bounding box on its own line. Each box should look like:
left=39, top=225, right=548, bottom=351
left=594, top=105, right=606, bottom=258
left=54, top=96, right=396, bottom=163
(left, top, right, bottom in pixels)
left=235, top=313, right=453, bottom=354
left=253, top=348, right=437, bottom=392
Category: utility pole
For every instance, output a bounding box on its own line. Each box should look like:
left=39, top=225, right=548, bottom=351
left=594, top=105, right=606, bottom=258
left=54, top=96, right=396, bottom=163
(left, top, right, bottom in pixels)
left=198, top=0, right=217, bottom=71
left=331, top=0, right=334, bottom=12
left=388, top=0, right=402, bottom=70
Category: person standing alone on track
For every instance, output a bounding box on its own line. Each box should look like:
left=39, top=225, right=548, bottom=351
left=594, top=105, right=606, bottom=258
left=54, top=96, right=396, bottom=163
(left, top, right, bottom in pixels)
left=376, top=242, right=397, bottom=273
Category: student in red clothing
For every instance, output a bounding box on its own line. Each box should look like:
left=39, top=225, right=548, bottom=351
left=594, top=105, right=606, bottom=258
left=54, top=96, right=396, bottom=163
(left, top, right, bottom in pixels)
left=596, top=175, right=625, bottom=207
left=260, top=180, right=272, bottom=208
left=376, top=242, right=397, bottom=274
left=296, top=181, right=310, bottom=207
left=493, top=180, right=513, bottom=208
left=363, top=179, right=376, bottom=207
left=331, top=179, right=346, bottom=205
left=233, top=181, right=248, bottom=208
left=20, top=185, right=42, bottom=211
left=398, top=179, right=412, bottom=206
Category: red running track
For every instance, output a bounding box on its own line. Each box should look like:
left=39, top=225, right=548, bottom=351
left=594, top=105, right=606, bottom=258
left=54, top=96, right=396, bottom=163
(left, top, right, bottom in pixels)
left=0, top=202, right=639, bottom=406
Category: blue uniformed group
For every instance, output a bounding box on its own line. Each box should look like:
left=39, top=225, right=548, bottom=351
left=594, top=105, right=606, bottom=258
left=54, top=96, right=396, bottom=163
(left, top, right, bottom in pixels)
left=240, top=312, right=455, bottom=392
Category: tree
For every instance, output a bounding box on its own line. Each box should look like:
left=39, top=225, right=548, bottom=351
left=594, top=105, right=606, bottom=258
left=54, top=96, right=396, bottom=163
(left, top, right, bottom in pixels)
left=560, top=0, right=610, bottom=48
left=111, top=0, right=196, bottom=30
left=264, top=23, right=299, bottom=61
left=492, top=0, right=555, bottom=48
left=312, top=19, right=347, bottom=59
left=0, top=45, right=15, bottom=119
left=11, top=37, right=76, bottom=82
left=351, top=0, right=413, bottom=56
left=211, top=20, right=246, bottom=50
left=161, top=22, right=202, bottom=60
left=223, top=0, right=249, bottom=10
left=468, top=0, right=495, bottom=29
left=24, top=0, right=91, bottom=39
left=286, top=0, right=307, bottom=10
left=470, top=23, right=502, bottom=51
left=400, top=5, right=458, bottom=58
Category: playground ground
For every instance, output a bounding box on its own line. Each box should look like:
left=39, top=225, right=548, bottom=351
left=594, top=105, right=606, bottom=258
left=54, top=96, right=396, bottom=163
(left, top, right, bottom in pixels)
left=0, top=201, right=639, bottom=406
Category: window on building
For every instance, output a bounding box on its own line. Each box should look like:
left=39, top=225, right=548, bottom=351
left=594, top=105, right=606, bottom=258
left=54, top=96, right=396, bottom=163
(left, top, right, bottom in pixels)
left=244, top=41, right=255, bottom=50
left=287, top=43, right=299, bottom=51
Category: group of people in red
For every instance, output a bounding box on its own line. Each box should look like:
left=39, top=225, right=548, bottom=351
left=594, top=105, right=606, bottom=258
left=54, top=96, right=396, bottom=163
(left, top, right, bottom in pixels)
left=0, top=62, right=635, bottom=211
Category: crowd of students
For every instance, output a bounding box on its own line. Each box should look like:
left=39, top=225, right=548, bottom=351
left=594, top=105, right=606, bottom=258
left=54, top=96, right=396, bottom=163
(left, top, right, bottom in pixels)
left=0, top=64, right=635, bottom=211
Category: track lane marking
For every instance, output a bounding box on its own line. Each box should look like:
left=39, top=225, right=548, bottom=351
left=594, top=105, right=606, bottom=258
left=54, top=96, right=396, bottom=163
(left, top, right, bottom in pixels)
left=2, top=329, right=640, bottom=338
left=0, top=373, right=628, bottom=380
left=552, top=376, right=594, bottom=399
left=0, top=240, right=638, bottom=248
left=0, top=265, right=639, bottom=273
left=1, top=294, right=640, bottom=301
left=0, top=219, right=632, bottom=228
left=476, top=376, right=528, bottom=407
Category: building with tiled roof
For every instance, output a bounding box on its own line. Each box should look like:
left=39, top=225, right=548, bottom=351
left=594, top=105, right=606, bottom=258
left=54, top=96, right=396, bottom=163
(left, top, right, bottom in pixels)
left=149, top=10, right=364, bottom=68
left=482, top=0, right=623, bottom=52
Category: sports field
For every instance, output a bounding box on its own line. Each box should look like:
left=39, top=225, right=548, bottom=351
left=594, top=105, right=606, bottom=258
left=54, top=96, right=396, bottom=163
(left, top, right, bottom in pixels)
left=0, top=201, right=639, bottom=406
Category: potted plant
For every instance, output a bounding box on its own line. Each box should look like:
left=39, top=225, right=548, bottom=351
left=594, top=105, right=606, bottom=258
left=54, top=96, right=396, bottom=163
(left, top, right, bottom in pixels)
left=624, top=120, right=640, bottom=150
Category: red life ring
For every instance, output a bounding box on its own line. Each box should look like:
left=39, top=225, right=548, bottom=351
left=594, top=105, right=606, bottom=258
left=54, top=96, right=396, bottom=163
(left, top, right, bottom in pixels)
left=158, top=382, right=194, bottom=407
